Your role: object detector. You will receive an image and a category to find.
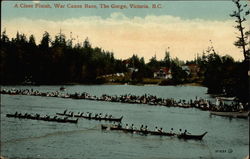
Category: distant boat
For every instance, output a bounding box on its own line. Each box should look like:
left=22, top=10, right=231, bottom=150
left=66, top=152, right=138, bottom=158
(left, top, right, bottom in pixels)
left=22, top=79, right=35, bottom=85
left=210, top=111, right=249, bottom=118
left=60, top=86, right=66, bottom=91
left=22, top=76, right=35, bottom=85
left=217, top=97, right=236, bottom=101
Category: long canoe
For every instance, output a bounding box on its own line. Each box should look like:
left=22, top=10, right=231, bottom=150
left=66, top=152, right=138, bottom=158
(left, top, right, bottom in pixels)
left=6, top=113, right=78, bottom=124
left=102, top=125, right=176, bottom=136
left=56, top=113, right=74, bottom=117
left=177, top=132, right=207, bottom=140
left=80, top=115, right=123, bottom=122
left=57, top=112, right=123, bottom=122
left=210, top=111, right=249, bottom=118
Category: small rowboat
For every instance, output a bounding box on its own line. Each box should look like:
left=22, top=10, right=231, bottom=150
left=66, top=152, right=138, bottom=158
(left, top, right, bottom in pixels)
left=60, top=87, right=66, bottom=91
left=101, top=125, right=108, bottom=129
left=177, top=132, right=207, bottom=140
left=217, top=97, right=235, bottom=101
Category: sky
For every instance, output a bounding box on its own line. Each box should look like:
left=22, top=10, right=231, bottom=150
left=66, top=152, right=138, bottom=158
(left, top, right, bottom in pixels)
left=1, top=0, right=250, bottom=62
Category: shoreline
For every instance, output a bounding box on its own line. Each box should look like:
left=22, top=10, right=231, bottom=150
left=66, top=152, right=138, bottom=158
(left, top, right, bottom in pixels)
left=1, top=87, right=248, bottom=113
left=0, top=82, right=204, bottom=87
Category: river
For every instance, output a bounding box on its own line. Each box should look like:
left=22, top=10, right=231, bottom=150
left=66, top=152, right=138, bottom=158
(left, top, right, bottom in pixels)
left=0, top=85, right=249, bottom=159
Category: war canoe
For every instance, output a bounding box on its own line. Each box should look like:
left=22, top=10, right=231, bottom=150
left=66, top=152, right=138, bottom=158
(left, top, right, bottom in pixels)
left=56, top=112, right=123, bottom=122
left=56, top=113, right=74, bottom=117
left=6, top=114, right=17, bottom=118
left=210, top=111, right=249, bottom=118
left=66, top=118, right=78, bottom=124
left=6, top=113, right=78, bottom=124
left=81, top=115, right=123, bottom=122
left=104, top=125, right=176, bottom=136
left=177, top=132, right=207, bottom=140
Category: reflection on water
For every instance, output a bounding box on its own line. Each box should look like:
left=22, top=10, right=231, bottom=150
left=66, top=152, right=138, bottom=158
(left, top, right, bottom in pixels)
left=1, top=85, right=249, bottom=159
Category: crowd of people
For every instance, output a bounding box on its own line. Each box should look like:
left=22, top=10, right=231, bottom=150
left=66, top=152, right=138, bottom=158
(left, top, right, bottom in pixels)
left=1, top=88, right=249, bottom=112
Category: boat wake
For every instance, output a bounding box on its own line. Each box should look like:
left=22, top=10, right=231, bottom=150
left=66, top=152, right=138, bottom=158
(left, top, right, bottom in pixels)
left=1, top=128, right=97, bottom=145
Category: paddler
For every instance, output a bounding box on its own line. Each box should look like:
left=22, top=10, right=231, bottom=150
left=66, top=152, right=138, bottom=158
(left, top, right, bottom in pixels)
left=179, top=129, right=182, bottom=135
left=117, top=122, right=122, bottom=128
left=184, top=130, right=187, bottom=135
left=140, top=125, right=144, bottom=131
left=125, top=124, right=129, bottom=129
left=170, top=128, right=174, bottom=134
left=130, top=124, right=134, bottom=130
left=155, top=126, right=158, bottom=132
left=158, top=127, right=163, bottom=133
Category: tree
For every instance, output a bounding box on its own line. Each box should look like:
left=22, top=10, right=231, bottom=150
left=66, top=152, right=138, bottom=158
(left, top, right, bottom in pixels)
left=83, top=37, right=91, bottom=49
left=14, top=31, right=20, bottom=42
left=148, top=55, right=160, bottom=69
left=52, top=31, right=66, bottom=47
left=40, top=31, right=50, bottom=49
left=1, top=29, right=9, bottom=43
left=163, top=51, right=171, bottom=67
left=29, top=35, right=36, bottom=46
left=230, top=0, right=250, bottom=60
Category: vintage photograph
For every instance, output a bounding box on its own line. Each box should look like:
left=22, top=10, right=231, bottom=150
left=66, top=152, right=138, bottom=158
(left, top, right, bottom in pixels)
left=0, top=0, right=249, bottom=159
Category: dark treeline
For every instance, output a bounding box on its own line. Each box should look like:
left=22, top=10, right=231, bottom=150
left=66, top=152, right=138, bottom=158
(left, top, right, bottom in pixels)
left=194, top=46, right=249, bottom=102
left=0, top=30, right=192, bottom=85
left=0, top=31, right=126, bottom=84
left=0, top=30, right=249, bottom=102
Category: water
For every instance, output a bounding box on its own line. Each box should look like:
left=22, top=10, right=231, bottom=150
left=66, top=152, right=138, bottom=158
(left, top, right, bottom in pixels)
left=1, top=85, right=249, bottom=159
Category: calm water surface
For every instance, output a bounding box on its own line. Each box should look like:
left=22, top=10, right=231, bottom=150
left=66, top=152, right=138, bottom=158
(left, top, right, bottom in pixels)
left=0, top=85, right=249, bottom=159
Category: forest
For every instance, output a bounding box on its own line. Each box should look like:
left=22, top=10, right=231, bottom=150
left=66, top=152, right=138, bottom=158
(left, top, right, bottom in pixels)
left=0, top=30, right=249, bottom=102
left=0, top=31, right=127, bottom=84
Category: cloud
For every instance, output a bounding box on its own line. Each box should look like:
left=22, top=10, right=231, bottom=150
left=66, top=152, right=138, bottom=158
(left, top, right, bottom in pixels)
left=32, top=1, right=40, bottom=4
left=1, top=12, right=245, bottom=61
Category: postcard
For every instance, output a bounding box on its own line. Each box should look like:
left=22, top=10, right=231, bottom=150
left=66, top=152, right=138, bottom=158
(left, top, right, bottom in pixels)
left=1, top=0, right=249, bottom=159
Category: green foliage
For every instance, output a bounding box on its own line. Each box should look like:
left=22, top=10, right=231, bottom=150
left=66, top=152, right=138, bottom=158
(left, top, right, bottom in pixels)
left=0, top=30, right=248, bottom=102
left=195, top=46, right=249, bottom=102
left=171, top=62, right=188, bottom=84
left=230, top=0, right=250, bottom=60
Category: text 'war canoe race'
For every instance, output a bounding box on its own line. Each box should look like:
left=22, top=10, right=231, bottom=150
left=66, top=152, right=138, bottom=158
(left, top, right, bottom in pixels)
left=101, top=125, right=207, bottom=140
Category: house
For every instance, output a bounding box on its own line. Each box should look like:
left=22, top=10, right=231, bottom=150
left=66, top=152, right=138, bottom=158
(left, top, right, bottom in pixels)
left=182, top=64, right=200, bottom=77
left=153, top=67, right=172, bottom=79
left=187, top=64, right=200, bottom=77
left=122, top=59, right=131, bottom=68
left=128, top=67, right=138, bottom=73
left=123, top=59, right=138, bottom=73
left=181, top=66, right=191, bottom=75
